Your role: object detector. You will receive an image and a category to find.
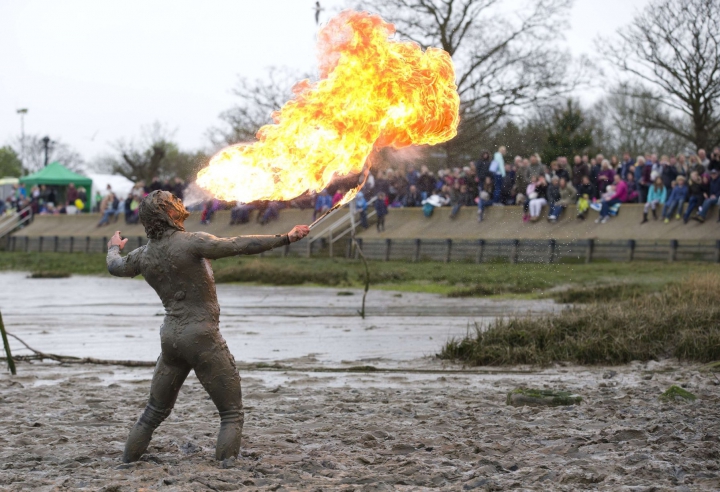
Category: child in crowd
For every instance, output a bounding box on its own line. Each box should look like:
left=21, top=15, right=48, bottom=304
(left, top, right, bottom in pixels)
left=374, top=192, right=388, bottom=232
left=662, top=176, right=688, bottom=223
left=527, top=175, right=548, bottom=222
left=683, top=172, right=708, bottom=223
left=642, top=176, right=666, bottom=223
left=477, top=176, right=494, bottom=222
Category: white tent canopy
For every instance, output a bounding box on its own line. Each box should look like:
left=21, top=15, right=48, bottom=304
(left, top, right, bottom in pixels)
left=87, top=173, right=135, bottom=208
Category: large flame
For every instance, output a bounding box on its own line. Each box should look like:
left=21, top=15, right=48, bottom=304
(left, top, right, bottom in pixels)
left=196, top=10, right=460, bottom=202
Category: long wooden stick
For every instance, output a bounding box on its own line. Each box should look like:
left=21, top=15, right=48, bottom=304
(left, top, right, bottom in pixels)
left=0, top=310, right=16, bottom=375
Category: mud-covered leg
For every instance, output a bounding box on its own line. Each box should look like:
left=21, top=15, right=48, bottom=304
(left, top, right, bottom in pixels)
left=193, top=337, right=244, bottom=461
left=123, top=355, right=190, bottom=463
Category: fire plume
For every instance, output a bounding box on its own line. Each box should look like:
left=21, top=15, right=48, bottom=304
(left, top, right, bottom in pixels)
left=196, top=10, right=460, bottom=203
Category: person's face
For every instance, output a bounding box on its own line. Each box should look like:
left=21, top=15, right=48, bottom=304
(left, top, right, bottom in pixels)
left=623, top=153, right=630, bottom=160
left=614, top=174, right=621, bottom=183
left=559, top=178, right=566, bottom=188
left=574, top=156, right=581, bottom=165
left=582, top=176, right=590, bottom=184
left=699, top=149, right=706, bottom=159
left=530, top=155, right=537, bottom=165
left=651, top=154, right=658, bottom=162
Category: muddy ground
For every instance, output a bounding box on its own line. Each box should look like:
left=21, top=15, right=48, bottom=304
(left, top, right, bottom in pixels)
left=1, top=359, right=718, bottom=491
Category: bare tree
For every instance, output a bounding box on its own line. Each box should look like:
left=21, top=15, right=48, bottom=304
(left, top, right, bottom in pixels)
left=98, top=122, right=206, bottom=183
left=599, top=0, right=720, bottom=151
left=208, top=67, right=307, bottom=148
left=352, top=0, right=578, bottom=162
left=591, top=83, right=689, bottom=156
left=13, top=135, right=85, bottom=173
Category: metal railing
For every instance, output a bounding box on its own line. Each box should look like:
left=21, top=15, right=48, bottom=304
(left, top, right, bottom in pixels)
left=306, top=197, right=377, bottom=257
left=0, top=206, right=33, bottom=241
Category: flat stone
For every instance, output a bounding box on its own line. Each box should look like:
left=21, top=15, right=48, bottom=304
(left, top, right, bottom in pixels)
left=507, top=388, right=582, bottom=407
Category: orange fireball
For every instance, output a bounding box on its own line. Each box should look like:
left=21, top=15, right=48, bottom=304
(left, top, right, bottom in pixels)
left=196, top=10, right=460, bottom=203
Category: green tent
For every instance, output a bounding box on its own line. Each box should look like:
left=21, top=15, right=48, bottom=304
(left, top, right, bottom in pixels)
left=20, top=162, right=92, bottom=189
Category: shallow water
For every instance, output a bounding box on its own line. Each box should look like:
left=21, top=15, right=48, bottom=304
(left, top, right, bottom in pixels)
left=0, top=271, right=558, bottom=365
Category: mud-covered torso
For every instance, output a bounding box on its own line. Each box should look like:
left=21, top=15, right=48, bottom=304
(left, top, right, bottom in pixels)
left=138, top=231, right=220, bottom=323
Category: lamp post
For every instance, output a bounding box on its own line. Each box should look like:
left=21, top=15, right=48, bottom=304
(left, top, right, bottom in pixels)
left=41, top=136, right=51, bottom=167
left=16, top=108, right=28, bottom=175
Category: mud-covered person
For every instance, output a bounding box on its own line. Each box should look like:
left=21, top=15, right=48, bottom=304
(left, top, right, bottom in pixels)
left=106, top=190, right=309, bottom=463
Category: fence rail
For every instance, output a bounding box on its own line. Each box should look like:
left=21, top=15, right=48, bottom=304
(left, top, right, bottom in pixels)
left=5, top=234, right=720, bottom=263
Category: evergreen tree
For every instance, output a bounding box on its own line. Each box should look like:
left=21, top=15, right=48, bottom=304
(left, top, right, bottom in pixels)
left=541, top=100, right=593, bottom=164
left=0, top=146, right=22, bottom=178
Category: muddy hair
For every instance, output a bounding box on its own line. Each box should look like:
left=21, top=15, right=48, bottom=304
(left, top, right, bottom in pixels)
left=139, top=190, right=190, bottom=240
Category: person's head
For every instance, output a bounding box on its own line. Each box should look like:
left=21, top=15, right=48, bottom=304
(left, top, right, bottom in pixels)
left=702, top=174, right=710, bottom=184
left=139, top=190, right=189, bottom=240
left=601, top=159, right=611, bottom=170
left=699, top=149, right=707, bottom=160
left=409, top=184, right=417, bottom=193
left=420, top=165, right=429, bottom=174
left=484, top=175, right=493, bottom=185
left=582, top=154, right=589, bottom=164
left=651, top=153, right=657, bottom=163
left=623, top=152, right=630, bottom=161
left=574, top=155, right=581, bottom=165
left=653, top=176, right=663, bottom=189
left=711, top=169, right=719, bottom=180
left=530, top=154, right=538, bottom=165
left=559, top=177, right=567, bottom=188
left=514, top=155, right=522, bottom=165
left=498, top=146, right=506, bottom=156
left=175, top=177, right=183, bottom=184
left=521, top=158, right=529, bottom=167
left=713, top=147, right=720, bottom=158
left=690, top=171, right=700, bottom=183
left=152, top=176, right=160, bottom=182
left=537, top=175, right=547, bottom=185
left=677, top=175, right=686, bottom=186
left=106, top=184, right=112, bottom=191
left=677, top=153, right=686, bottom=164
left=582, top=175, right=590, bottom=185
left=636, top=156, right=645, bottom=166
left=596, top=153, right=604, bottom=163
left=460, top=184, right=467, bottom=193
left=550, top=160, right=558, bottom=170
left=481, top=151, right=490, bottom=161
left=69, top=183, right=75, bottom=189
left=613, top=173, right=621, bottom=184
left=669, top=155, right=677, bottom=165
left=610, top=155, right=618, bottom=165
left=551, top=176, right=559, bottom=186
left=626, top=172, right=635, bottom=182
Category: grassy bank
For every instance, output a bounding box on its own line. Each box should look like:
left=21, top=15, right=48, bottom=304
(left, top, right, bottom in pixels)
left=440, top=274, right=720, bottom=365
left=0, top=251, right=716, bottom=299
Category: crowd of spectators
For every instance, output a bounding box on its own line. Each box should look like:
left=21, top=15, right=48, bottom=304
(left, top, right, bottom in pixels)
left=2, top=182, right=88, bottom=218
left=96, top=177, right=186, bottom=227
left=340, top=146, right=720, bottom=227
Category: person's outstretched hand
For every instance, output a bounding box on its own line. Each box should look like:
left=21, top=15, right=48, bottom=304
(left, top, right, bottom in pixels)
left=288, top=225, right=310, bottom=243
left=108, top=230, right=128, bottom=250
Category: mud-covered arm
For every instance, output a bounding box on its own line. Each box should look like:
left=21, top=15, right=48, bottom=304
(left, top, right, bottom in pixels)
left=107, top=245, right=144, bottom=277
left=190, top=231, right=290, bottom=260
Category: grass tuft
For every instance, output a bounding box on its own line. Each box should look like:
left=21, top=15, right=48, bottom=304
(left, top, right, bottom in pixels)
left=659, top=385, right=697, bottom=402
left=440, top=274, right=720, bottom=366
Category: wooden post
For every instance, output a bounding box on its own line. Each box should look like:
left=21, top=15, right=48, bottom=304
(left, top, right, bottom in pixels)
left=413, top=238, right=421, bottom=263
left=715, top=240, right=720, bottom=263
left=102, top=237, right=107, bottom=254
left=511, top=239, right=520, bottom=264
left=85, top=236, right=91, bottom=253
left=627, top=239, right=636, bottom=262
left=5, top=235, right=10, bottom=251
left=329, top=229, right=334, bottom=258
left=0, top=310, right=16, bottom=375
left=54, top=236, right=59, bottom=253
left=548, top=239, right=556, bottom=264
left=476, top=239, right=485, bottom=264
left=444, top=239, right=452, bottom=263
left=585, top=239, right=594, bottom=264
left=669, top=240, right=678, bottom=262
left=69, top=236, right=74, bottom=253
left=11, top=235, right=17, bottom=252
left=38, top=236, right=44, bottom=253
left=384, top=238, right=391, bottom=262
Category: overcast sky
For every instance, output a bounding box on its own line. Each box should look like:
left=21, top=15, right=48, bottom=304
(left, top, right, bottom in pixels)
left=0, top=0, right=650, bottom=165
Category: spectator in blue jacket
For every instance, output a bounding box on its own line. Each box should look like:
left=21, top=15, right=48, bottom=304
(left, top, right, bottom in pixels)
left=693, top=169, right=720, bottom=222
left=354, top=191, right=369, bottom=229
left=662, top=176, right=688, bottom=223
left=313, top=190, right=333, bottom=221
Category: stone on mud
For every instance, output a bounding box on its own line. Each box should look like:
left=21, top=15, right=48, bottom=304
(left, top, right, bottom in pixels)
left=506, top=388, right=582, bottom=407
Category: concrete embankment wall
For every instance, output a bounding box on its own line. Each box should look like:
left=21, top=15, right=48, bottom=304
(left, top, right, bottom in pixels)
left=5, top=205, right=720, bottom=262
